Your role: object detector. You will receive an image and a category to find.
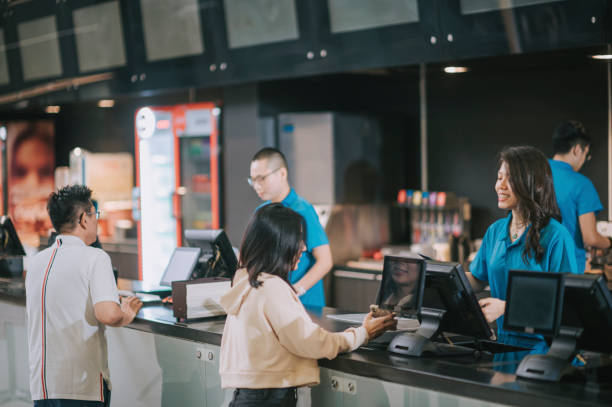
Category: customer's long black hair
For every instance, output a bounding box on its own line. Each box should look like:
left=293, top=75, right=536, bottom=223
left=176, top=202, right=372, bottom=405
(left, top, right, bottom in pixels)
left=499, top=146, right=561, bottom=264
left=238, top=203, right=305, bottom=289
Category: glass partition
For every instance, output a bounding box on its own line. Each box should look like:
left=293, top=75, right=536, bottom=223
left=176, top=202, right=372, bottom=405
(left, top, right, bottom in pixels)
left=224, top=0, right=299, bottom=48
left=460, top=0, right=564, bottom=15
left=0, top=31, right=9, bottom=86
left=73, top=0, right=127, bottom=72
left=328, top=0, right=420, bottom=33
left=18, top=15, right=62, bottom=81
left=140, top=0, right=204, bottom=62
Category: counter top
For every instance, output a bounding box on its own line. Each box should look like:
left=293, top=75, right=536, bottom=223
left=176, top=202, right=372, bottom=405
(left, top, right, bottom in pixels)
left=0, top=276, right=25, bottom=303
left=3, top=281, right=612, bottom=406
left=126, top=304, right=612, bottom=407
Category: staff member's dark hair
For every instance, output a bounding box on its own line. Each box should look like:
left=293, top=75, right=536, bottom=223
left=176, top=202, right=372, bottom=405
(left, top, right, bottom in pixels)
left=238, top=203, right=305, bottom=289
left=47, top=185, right=93, bottom=233
left=552, top=120, right=591, bottom=155
left=499, top=146, right=561, bottom=264
left=251, top=147, right=288, bottom=170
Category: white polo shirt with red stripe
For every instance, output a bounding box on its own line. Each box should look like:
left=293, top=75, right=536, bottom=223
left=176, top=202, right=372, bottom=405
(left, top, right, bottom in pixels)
left=25, top=235, right=119, bottom=402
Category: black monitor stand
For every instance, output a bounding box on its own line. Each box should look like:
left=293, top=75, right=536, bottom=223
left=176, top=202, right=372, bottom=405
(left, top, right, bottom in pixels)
left=515, top=327, right=582, bottom=382
left=388, top=308, right=475, bottom=357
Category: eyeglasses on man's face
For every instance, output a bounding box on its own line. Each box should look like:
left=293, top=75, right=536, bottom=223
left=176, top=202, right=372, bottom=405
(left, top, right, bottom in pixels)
left=80, top=209, right=100, bottom=223
left=247, top=167, right=281, bottom=187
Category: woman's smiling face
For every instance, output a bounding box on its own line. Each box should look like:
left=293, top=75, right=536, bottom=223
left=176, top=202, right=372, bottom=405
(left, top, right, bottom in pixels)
left=495, top=161, right=518, bottom=211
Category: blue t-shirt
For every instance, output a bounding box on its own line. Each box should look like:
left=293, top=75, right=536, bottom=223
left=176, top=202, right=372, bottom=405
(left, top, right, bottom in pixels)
left=260, top=189, right=329, bottom=307
left=470, top=213, right=579, bottom=346
left=548, top=159, right=603, bottom=272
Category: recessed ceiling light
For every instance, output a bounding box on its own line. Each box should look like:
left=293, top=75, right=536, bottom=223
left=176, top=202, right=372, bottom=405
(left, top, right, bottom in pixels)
left=590, top=54, right=612, bottom=60
left=444, top=66, right=469, bottom=74
left=98, top=99, right=115, bottom=108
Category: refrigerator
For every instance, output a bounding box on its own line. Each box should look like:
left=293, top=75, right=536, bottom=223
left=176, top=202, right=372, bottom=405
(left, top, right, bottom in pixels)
left=135, top=102, right=221, bottom=285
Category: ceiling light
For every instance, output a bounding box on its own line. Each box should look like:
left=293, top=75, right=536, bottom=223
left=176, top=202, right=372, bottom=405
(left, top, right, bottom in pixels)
left=45, top=105, right=60, bottom=114
left=444, top=66, right=469, bottom=74
left=98, top=99, right=115, bottom=108
left=590, top=54, right=612, bottom=60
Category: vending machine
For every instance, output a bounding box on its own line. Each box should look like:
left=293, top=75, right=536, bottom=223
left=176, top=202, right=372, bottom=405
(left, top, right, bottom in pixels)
left=135, top=103, right=221, bottom=285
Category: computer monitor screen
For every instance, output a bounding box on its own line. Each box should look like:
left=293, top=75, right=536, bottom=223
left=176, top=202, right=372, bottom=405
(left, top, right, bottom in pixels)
left=561, top=274, right=612, bottom=353
left=422, top=260, right=495, bottom=340
left=376, top=255, right=425, bottom=318
left=504, top=270, right=564, bottom=336
left=159, top=247, right=201, bottom=287
left=184, top=229, right=238, bottom=279
left=0, top=216, right=25, bottom=256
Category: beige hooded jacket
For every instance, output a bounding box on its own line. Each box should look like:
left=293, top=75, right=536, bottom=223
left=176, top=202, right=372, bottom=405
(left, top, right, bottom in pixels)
left=219, top=268, right=368, bottom=389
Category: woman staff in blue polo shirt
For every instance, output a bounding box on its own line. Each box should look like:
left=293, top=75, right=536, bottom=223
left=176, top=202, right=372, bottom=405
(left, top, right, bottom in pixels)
left=466, top=145, right=579, bottom=356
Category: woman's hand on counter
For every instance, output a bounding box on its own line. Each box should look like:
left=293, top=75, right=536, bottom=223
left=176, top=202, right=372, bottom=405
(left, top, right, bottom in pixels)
left=362, top=312, right=397, bottom=339
left=478, top=297, right=505, bottom=323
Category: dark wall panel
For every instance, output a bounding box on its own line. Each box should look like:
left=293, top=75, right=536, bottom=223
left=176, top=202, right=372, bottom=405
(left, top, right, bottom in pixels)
left=222, top=84, right=262, bottom=245
left=428, top=61, right=608, bottom=238
left=258, top=74, right=422, bottom=202
left=54, top=104, right=135, bottom=165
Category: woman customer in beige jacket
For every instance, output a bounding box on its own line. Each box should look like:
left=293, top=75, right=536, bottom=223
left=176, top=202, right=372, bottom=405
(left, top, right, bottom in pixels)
left=219, top=203, right=396, bottom=407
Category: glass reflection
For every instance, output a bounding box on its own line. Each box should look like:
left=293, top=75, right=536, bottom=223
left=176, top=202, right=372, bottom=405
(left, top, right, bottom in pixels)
left=380, top=259, right=419, bottom=314
left=460, top=0, right=564, bottom=15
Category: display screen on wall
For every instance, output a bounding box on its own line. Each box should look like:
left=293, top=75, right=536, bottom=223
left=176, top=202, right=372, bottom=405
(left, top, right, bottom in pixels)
left=0, top=121, right=55, bottom=247
left=224, top=0, right=299, bottom=49
left=460, top=0, right=565, bottom=15
left=328, top=0, right=419, bottom=34
left=140, top=0, right=204, bottom=62
left=73, top=0, right=126, bottom=72
left=18, top=16, right=62, bottom=81
left=0, top=31, right=9, bottom=85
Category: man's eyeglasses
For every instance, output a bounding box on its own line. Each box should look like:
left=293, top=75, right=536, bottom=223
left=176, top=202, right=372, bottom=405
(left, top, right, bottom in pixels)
left=80, top=210, right=100, bottom=223
left=247, top=167, right=280, bottom=187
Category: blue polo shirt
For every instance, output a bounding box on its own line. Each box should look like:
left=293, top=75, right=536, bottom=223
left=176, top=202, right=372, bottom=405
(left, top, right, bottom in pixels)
left=260, top=189, right=329, bottom=307
left=470, top=213, right=578, bottom=343
left=548, top=159, right=603, bottom=272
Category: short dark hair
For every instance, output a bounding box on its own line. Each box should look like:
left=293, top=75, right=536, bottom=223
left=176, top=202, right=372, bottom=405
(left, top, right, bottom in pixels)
left=238, top=203, right=304, bottom=290
left=552, top=121, right=591, bottom=155
left=251, top=147, right=288, bottom=170
left=499, top=146, right=561, bottom=264
left=47, top=185, right=93, bottom=233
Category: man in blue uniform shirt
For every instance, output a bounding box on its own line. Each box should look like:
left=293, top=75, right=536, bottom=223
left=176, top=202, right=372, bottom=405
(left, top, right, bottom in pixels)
left=548, top=121, right=611, bottom=272
left=249, top=148, right=332, bottom=307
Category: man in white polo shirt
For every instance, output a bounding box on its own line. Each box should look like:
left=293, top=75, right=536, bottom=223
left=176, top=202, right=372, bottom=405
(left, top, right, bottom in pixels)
left=25, top=185, right=142, bottom=406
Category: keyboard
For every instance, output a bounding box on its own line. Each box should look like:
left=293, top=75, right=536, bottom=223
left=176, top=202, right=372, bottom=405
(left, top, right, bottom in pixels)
left=118, top=290, right=162, bottom=305
left=327, top=313, right=420, bottom=331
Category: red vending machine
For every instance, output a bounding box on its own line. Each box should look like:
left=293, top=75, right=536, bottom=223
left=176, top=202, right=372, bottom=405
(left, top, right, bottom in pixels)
left=135, top=102, right=220, bottom=285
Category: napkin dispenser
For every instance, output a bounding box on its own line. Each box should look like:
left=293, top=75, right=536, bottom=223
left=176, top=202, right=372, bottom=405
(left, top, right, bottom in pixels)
left=172, top=277, right=231, bottom=320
